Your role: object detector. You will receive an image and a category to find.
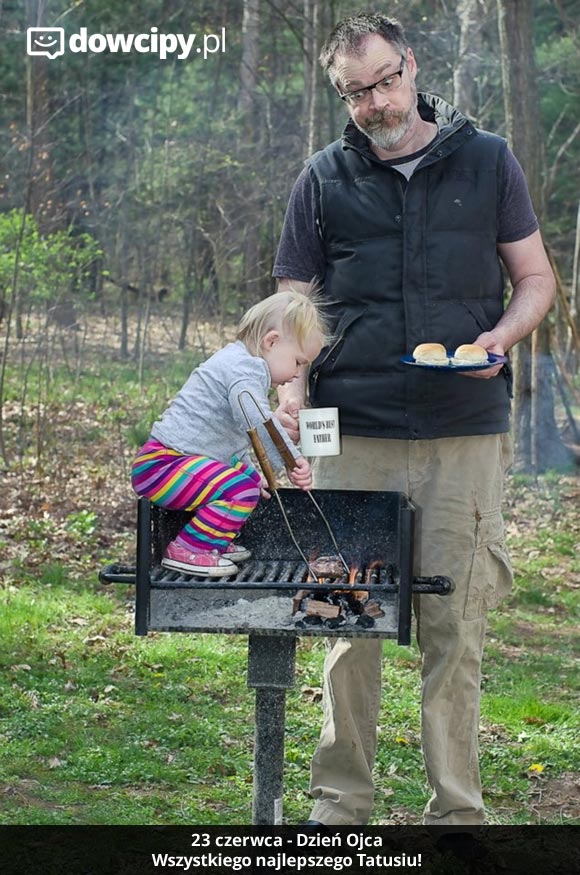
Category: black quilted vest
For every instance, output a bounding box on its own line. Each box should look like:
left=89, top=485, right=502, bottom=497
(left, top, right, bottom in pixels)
left=308, top=93, right=512, bottom=440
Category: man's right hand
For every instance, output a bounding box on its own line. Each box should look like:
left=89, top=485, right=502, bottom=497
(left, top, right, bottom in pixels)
left=274, top=399, right=302, bottom=443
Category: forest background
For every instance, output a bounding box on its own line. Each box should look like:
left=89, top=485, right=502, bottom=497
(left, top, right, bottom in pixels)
left=0, top=0, right=579, bottom=828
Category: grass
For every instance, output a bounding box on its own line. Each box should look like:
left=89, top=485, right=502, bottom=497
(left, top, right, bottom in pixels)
left=1, top=511, right=578, bottom=826
left=0, top=316, right=579, bottom=825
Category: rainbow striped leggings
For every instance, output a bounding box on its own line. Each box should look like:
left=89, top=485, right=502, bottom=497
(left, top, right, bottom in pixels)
left=131, top=439, right=261, bottom=553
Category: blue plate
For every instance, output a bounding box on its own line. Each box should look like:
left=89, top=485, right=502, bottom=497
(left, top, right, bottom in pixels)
left=400, top=352, right=508, bottom=371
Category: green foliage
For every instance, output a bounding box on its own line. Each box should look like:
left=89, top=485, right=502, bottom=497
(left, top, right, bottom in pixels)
left=536, top=29, right=580, bottom=254
left=2, top=0, right=577, bottom=320
left=66, top=510, right=98, bottom=540
left=0, top=211, right=102, bottom=311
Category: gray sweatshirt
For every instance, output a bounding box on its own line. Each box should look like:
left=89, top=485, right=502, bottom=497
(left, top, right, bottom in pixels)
left=150, top=340, right=301, bottom=473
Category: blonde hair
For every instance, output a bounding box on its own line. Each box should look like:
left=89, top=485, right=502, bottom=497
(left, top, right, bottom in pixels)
left=237, top=286, right=332, bottom=356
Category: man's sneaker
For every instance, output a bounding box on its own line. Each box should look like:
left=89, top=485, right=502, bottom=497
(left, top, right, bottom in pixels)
left=161, top=542, right=238, bottom=577
left=223, top=542, right=252, bottom=562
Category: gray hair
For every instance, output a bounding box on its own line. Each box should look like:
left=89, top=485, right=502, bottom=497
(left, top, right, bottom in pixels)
left=319, top=12, right=408, bottom=88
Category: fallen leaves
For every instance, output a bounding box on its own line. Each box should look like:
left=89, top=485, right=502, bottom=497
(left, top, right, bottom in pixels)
left=300, top=685, right=323, bottom=703
left=529, top=772, right=580, bottom=820
left=523, top=716, right=547, bottom=726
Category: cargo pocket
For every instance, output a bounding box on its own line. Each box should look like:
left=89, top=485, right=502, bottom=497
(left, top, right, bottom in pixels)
left=464, top=508, right=513, bottom=620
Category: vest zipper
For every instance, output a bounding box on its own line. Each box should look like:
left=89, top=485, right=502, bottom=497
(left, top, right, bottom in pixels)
left=311, top=309, right=367, bottom=384
left=396, top=177, right=407, bottom=209
left=311, top=333, right=343, bottom=385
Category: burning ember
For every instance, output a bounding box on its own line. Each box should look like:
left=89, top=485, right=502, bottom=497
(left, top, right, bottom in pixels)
left=293, top=556, right=387, bottom=629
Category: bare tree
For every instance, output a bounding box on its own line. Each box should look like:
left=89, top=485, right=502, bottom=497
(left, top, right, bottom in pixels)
left=238, top=0, right=261, bottom=117
left=571, top=201, right=580, bottom=363
left=453, top=0, right=488, bottom=118
left=497, top=0, right=569, bottom=472
left=302, top=0, right=321, bottom=156
left=237, top=0, right=264, bottom=304
left=25, top=0, right=61, bottom=235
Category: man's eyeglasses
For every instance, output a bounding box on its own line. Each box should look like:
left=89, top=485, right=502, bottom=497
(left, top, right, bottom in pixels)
left=339, top=59, right=406, bottom=106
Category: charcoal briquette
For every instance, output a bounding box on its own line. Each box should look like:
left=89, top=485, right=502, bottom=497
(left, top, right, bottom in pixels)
left=356, top=614, right=375, bottom=628
left=303, top=614, right=323, bottom=626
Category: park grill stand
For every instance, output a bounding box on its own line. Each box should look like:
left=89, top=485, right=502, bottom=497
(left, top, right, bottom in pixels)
left=100, top=489, right=453, bottom=824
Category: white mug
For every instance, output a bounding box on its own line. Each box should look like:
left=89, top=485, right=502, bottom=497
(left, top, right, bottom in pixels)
left=299, top=407, right=341, bottom=456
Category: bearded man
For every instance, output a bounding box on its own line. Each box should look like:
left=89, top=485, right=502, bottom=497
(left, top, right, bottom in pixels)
left=273, top=12, right=555, bottom=826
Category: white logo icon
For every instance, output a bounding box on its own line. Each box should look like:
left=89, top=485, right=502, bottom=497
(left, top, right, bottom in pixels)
left=27, top=27, right=65, bottom=59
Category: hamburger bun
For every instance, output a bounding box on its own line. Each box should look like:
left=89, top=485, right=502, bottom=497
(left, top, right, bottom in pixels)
left=452, top=343, right=488, bottom=365
left=412, top=342, right=448, bottom=365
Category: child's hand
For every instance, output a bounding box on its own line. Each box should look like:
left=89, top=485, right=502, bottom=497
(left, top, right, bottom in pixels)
left=288, top=456, right=312, bottom=491
left=259, top=475, right=271, bottom=500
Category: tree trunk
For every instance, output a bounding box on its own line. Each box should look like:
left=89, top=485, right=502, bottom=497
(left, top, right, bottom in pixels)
left=302, top=0, right=320, bottom=156
left=531, top=320, right=571, bottom=470
left=237, top=0, right=262, bottom=304
left=453, top=0, right=488, bottom=119
left=26, top=0, right=74, bottom=332
left=238, top=0, right=260, bottom=117
left=25, top=0, right=60, bottom=234
left=568, top=199, right=580, bottom=369
left=497, top=0, right=565, bottom=472
left=179, top=228, right=196, bottom=351
left=23, top=0, right=50, bottom=338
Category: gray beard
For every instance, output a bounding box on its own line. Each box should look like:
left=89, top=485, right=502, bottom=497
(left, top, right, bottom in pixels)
left=355, top=105, right=416, bottom=151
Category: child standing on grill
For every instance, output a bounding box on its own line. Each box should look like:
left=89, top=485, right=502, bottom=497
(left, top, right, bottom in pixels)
left=131, top=289, right=328, bottom=577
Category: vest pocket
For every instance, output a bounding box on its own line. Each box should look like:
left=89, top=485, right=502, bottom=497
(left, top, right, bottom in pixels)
left=464, top=508, right=513, bottom=620
left=460, top=300, right=493, bottom=332
left=310, top=306, right=368, bottom=392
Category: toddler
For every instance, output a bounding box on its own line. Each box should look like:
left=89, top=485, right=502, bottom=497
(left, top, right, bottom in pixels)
left=131, top=289, right=328, bottom=577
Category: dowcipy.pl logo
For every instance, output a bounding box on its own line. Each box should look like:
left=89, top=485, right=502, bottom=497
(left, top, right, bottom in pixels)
left=27, top=27, right=65, bottom=59
left=26, top=26, right=226, bottom=60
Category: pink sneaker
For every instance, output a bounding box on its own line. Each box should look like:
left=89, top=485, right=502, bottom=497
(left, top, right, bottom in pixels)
left=161, top=542, right=238, bottom=577
left=223, top=542, right=252, bottom=562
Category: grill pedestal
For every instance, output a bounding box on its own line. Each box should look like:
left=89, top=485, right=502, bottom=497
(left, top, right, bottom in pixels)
left=248, top=635, right=296, bottom=825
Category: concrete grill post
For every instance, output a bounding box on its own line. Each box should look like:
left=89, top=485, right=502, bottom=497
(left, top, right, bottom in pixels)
left=247, top=634, right=297, bottom=825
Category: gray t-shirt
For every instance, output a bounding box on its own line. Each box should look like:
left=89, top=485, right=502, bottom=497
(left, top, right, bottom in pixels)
left=151, top=340, right=301, bottom=473
left=273, top=142, right=538, bottom=283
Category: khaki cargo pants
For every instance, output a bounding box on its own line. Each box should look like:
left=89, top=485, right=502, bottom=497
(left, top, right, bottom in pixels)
left=309, top=434, right=513, bottom=825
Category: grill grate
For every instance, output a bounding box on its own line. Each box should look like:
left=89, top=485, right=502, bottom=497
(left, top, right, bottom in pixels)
left=149, top=559, right=398, bottom=590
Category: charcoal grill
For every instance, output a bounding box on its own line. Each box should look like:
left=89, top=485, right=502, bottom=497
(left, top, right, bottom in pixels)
left=100, top=488, right=452, bottom=824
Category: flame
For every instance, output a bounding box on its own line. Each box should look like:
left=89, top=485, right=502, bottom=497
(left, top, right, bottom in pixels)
left=364, top=560, right=384, bottom=585
left=349, top=564, right=367, bottom=600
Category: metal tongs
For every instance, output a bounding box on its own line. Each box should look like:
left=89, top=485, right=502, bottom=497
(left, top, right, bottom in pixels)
left=238, top=391, right=350, bottom=580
